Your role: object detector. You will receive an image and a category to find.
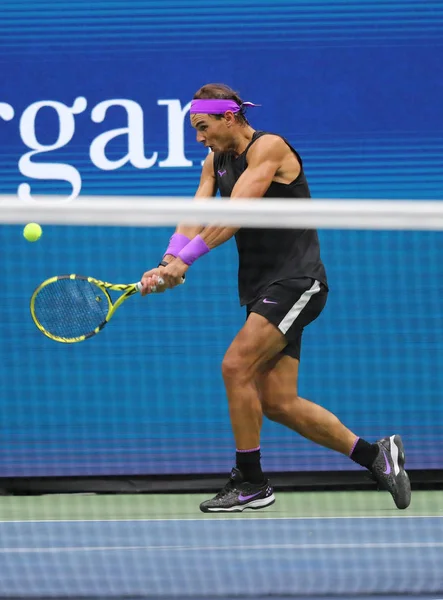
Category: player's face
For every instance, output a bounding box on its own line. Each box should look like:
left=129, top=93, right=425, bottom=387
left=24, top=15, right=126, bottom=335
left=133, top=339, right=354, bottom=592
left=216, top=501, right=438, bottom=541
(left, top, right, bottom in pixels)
left=191, top=113, right=233, bottom=152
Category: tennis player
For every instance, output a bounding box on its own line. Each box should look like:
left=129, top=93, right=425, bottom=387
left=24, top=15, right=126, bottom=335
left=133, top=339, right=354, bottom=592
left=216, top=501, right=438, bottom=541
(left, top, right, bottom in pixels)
left=141, top=83, right=411, bottom=512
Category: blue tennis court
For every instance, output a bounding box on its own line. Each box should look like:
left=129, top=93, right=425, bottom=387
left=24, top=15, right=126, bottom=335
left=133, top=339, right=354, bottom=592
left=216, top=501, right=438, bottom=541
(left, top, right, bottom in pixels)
left=0, top=492, right=442, bottom=599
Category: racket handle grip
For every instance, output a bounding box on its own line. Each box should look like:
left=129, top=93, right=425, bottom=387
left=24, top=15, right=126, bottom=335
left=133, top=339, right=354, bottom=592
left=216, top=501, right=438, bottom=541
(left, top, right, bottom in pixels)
left=136, top=276, right=184, bottom=294
left=151, top=277, right=165, bottom=293
left=134, top=278, right=164, bottom=293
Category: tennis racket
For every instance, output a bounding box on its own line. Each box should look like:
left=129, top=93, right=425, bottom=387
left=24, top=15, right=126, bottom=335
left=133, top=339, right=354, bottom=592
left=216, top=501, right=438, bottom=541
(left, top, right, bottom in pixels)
left=30, top=274, right=166, bottom=344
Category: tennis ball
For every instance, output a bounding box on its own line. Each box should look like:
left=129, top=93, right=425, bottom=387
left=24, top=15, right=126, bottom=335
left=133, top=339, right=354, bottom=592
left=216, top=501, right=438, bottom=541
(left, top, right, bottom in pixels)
left=23, top=223, right=42, bottom=242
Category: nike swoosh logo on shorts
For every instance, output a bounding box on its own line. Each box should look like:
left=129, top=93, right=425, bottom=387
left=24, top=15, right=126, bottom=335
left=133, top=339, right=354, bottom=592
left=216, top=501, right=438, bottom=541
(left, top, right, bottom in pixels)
left=382, top=449, right=391, bottom=475
left=238, top=491, right=263, bottom=502
left=263, top=299, right=278, bottom=304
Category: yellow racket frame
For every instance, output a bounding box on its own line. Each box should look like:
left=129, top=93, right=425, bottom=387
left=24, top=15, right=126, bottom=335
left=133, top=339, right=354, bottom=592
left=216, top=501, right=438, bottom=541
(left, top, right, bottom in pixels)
left=30, top=274, right=141, bottom=344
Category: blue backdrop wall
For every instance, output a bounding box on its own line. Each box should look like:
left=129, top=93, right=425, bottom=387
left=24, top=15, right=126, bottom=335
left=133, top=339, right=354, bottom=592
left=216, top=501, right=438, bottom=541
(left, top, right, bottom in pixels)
left=1, top=0, right=442, bottom=476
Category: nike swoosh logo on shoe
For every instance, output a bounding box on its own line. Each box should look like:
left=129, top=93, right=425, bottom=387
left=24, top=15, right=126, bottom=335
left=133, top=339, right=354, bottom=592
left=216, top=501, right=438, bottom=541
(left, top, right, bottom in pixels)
left=238, top=491, right=263, bottom=502
left=382, top=449, right=391, bottom=475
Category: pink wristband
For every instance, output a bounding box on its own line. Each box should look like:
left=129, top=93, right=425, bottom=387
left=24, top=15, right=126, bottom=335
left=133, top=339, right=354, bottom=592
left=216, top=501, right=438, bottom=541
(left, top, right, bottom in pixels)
left=163, top=233, right=191, bottom=258
left=178, top=235, right=210, bottom=266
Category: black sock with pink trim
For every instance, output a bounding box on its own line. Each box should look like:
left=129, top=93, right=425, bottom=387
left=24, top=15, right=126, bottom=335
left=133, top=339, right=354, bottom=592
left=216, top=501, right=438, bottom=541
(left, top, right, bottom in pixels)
left=236, top=447, right=265, bottom=484
left=349, top=437, right=379, bottom=469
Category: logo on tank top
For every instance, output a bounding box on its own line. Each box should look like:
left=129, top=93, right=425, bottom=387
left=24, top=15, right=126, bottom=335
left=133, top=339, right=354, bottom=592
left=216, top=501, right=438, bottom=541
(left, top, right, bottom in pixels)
left=217, top=169, right=227, bottom=177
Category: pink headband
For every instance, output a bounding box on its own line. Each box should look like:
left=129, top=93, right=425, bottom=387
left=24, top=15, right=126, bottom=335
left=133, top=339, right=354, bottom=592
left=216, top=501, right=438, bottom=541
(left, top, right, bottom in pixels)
left=190, top=99, right=260, bottom=114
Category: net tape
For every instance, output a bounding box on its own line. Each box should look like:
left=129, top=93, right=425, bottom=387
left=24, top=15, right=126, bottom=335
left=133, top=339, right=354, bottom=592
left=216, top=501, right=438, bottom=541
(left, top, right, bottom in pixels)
left=1, top=195, right=443, bottom=230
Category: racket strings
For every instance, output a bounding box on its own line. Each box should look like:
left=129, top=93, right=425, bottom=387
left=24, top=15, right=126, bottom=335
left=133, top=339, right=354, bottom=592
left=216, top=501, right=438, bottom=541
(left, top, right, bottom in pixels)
left=33, top=279, right=110, bottom=338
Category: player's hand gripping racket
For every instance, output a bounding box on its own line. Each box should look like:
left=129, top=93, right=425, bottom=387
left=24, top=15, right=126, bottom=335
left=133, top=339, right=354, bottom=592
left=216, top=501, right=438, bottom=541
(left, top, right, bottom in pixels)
left=30, top=274, right=175, bottom=344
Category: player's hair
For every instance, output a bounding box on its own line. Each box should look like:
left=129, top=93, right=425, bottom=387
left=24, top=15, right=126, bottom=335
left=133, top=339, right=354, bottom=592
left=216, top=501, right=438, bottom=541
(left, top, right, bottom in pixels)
left=193, top=83, right=249, bottom=125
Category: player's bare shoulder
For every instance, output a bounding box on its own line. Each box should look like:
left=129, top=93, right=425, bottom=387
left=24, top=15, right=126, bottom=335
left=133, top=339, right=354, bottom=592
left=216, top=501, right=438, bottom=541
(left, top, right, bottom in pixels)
left=248, top=134, right=289, bottom=161
left=247, top=134, right=300, bottom=183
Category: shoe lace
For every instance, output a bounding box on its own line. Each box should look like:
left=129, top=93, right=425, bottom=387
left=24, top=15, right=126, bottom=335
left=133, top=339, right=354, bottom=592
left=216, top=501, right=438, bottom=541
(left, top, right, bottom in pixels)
left=214, top=478, right=235, bottom=499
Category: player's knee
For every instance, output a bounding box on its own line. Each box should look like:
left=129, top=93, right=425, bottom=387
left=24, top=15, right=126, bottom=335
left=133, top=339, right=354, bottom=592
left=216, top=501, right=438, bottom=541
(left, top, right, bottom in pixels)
left=262, top=396, right=294, bottom=422
left=221, top=352, right=250, bottom=383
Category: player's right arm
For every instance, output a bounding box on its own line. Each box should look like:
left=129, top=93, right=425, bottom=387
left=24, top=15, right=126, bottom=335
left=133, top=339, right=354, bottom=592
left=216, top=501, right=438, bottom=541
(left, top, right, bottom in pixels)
left=140, top=153, right=216, bottom=295
left=162, top=153, right=216, bottom=263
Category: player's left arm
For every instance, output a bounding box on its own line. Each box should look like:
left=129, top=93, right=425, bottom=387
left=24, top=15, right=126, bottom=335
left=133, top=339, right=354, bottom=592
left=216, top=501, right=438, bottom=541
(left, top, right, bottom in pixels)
left=160, top=136, right=287, bottom=284
left=199, top=135, right=287, bottom=248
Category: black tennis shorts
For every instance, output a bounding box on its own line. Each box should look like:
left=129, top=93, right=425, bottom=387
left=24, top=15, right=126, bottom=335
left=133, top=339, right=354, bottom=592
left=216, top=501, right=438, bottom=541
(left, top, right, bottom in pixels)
left=246, top=277, right=328, bottom=361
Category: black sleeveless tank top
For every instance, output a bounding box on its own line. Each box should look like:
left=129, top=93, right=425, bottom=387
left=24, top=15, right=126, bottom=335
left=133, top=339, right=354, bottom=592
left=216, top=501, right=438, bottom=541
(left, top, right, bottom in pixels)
left=213, top=130, right=327, bottom=305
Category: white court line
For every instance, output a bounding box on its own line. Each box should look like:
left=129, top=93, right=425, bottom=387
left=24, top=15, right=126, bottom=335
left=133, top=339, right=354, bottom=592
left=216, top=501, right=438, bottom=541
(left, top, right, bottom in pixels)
left=1, top=542, right=443, bottom=553
left=0, top=515, right=442, bottom=523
